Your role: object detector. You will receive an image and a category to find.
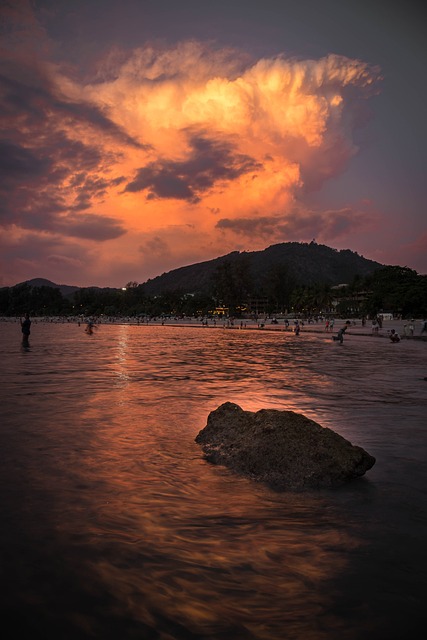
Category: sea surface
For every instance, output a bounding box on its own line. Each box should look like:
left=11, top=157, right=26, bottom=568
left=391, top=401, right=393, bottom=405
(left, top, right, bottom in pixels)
left=0, top=321, right=426, bottom=639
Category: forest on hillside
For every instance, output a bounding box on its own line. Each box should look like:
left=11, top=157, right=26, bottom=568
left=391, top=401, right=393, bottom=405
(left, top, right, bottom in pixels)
left=1, top=266, right=426, bottom=319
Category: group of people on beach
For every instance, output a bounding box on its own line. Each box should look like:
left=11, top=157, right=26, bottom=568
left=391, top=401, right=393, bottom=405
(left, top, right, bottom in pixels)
left=16, top=313, right=427, bottom=348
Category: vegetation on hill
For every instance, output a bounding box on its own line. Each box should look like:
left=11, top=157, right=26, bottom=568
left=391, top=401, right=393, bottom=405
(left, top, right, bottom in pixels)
left=142, top=242, right=381, bottom=296
left=1, top=245, right=426, bottom=318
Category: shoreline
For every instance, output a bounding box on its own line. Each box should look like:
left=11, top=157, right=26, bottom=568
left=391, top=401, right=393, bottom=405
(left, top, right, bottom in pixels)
left=2, top=316, right=427, bottom=341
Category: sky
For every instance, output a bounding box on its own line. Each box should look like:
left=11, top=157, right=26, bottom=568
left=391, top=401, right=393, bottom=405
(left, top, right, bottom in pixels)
left=1, top=0, right=426, bottom=288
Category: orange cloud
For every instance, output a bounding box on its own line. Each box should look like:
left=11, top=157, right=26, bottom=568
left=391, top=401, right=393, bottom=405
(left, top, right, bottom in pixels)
left=72, top=43, right=380, bottom=220
left=1, top=31, right=382, bottom=285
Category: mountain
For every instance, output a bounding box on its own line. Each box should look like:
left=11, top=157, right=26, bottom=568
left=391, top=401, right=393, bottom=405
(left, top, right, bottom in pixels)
left=14, top=278, right=124, bottom=299
left=21, top=278, right=81, bottom=298
left=10, top=242, right=384, bottom=297
left=141, top=242, right=383, bottom=295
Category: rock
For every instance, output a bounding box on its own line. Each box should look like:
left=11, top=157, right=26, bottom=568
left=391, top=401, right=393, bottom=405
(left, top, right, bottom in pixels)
left=195, top=402, right=375, bottom=490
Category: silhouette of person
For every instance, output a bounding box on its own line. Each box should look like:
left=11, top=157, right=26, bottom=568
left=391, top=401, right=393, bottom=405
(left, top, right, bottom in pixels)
left=85, top=319, right=98, bottom=335
left=338, top=326, right=347, bottom=343
left=333, top=324, right=348, bottom=344
left=20, top=312, right=31, bottom=346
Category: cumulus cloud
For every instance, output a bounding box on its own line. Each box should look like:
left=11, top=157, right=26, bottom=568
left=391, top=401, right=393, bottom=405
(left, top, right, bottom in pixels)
left=82, top=42, right=379, bottom=223
left=88, top=43, right=379, bottom=178
left=0, top=16, right=383, bottom=284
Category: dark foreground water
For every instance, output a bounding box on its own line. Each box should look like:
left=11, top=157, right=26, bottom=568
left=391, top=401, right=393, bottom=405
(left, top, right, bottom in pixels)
left=0, top=322, right=426, bottom=639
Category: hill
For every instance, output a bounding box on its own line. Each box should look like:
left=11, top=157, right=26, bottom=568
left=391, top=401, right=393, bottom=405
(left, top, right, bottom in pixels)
left=9, top=243, right=383, bottom=297
left=13, top=279, right=120, bottom=298
left=21, top=278, right=80, bottom=298
left=141, top=242, right=383, bottom=295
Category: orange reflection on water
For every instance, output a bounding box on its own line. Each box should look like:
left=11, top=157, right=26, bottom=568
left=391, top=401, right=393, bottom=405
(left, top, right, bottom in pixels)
left=76, top=424, right=361, bottom=637
left=87, top=481, right=361, bottom=639
left=60, top=326, right=369, bottom=638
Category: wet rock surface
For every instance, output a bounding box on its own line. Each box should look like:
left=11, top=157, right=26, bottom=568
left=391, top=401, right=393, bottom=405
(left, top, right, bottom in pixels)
left=196, top=402, right=376, bottom=490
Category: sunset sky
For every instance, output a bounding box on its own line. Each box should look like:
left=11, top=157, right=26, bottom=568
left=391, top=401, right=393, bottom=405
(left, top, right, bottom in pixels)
left=1, top=0, right=426, bottom=287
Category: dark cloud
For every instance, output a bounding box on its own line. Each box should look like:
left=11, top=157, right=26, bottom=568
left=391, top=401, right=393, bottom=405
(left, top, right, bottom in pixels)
left=53, top=98, right=148, bottom=150
left=125, top=132, right=261, bottom=202
left=50, top=133, right=104, bottom=169
left=0, top=140, right=53, bottom=181
left=0, top=48, right=140, bottom=244
left=0, top=70, right=49, bottom=125
left=56, top=213, right=127, bottom=241
left=45, top=254, right=84, bottom=269
left=0, top=188, right=63, bottom=227
left=0, top=229, right=93, bottom=286
left=0, top=108, right=126, bottom=235
left=0, top=137, right=124, bottom=235
left=0, top=63, right=144, bottom=233
left=71, top=175, right=126, bottom=212
left=0, top=135, right=103, bottom=198
left=216, top=207, right=369, bottom=242
left=0, top=139, right=126, bottom=239
left=3, top=201, right=126, bottom=240
left=0, top=229, right=89, bottom=265
left=216, top=216, right=279, bottom=236
left=140, top=236, right=171, bottom=257
left=0, top=69, right=147, bottom=149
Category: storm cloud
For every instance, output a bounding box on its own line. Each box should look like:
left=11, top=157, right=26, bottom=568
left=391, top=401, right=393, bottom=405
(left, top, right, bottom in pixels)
left=125, top=132, right=261, bottom=202
left=7, top=0, right=425, bottom=286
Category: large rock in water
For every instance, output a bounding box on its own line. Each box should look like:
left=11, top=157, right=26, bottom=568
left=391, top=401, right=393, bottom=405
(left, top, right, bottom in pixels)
left=195, top=402, right=375, bottom=490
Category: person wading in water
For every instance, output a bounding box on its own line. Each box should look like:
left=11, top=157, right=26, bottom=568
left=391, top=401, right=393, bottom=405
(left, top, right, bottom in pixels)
left=20, top=312, right=31, bottom=346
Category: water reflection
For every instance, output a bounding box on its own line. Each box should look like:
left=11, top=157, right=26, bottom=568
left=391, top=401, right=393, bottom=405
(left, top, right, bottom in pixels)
left=77, top=440, right=360, bottom=638
left=0, top=323, right=426, bottom=638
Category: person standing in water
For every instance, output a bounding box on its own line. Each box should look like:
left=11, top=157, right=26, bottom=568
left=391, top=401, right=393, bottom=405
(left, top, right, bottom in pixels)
left=389, top=329, right=401, bottom=343
left=85, top=318, right=98, bottom=335
left=336, top=325, right=347, bottom=343
left=333, top=323, right=349, bottom=344
left=20, top=312, right=31, bottom=345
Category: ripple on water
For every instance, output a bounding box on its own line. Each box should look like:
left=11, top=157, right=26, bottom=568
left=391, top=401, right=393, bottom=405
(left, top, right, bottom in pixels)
left=0, top=322, right=426, bottom=639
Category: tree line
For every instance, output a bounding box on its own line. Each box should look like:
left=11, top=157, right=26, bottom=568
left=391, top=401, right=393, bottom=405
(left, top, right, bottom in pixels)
left=0, top=265, right=426, bottom=318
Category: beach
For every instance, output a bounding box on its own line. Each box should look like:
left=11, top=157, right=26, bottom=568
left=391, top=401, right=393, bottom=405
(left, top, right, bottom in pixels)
left=4, top=314, right=427, bottom=340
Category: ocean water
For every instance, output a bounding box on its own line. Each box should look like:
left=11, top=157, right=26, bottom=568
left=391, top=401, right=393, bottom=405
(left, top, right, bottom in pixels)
left=0, top=321, right=426, bottom=639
